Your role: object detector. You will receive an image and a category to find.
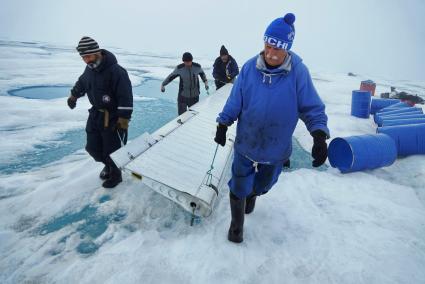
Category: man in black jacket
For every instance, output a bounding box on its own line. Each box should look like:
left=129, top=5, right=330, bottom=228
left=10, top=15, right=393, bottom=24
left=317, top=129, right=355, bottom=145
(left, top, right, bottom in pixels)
left=67, top=37, right=133, bottom=188
left=212, top=45, right=239, bottom=90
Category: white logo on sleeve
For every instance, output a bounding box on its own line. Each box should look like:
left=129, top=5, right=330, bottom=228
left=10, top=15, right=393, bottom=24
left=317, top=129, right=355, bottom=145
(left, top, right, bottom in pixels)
left=102, top=95, right=111, bottom=103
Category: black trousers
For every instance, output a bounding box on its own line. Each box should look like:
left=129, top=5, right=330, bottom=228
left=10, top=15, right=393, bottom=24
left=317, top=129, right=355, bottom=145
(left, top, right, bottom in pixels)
left=85, top=110, right=127, bottom=166
left=177, top=96, right=199, bottom=115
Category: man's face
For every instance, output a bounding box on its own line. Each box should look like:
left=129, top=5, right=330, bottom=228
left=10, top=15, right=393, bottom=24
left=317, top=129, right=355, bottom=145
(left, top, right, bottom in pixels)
left=183, top=61, right=192, bottom=67
left=81, top=53, right=98, bottom=65
left=264, top=44, right=287, bottom=67
left=220, top=55, right=229, bottom=62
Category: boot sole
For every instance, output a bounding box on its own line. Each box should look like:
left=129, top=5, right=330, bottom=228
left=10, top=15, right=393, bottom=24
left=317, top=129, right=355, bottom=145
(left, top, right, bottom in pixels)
left=228, top=229, right=243, bottom=243
left=228, top=235, right=243, bottom=243
left=102, top=178, right=122, bottom=188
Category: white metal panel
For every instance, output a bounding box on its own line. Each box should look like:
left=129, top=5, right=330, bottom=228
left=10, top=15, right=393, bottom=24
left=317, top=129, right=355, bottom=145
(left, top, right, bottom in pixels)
left=111, top=84, right=235, bottom=216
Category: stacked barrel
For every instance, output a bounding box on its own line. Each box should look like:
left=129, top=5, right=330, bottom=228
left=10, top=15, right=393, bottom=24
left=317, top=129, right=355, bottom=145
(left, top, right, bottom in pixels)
left=374, top=101, right=425, bottom=156
left=328, top=85, right=424, bottom=173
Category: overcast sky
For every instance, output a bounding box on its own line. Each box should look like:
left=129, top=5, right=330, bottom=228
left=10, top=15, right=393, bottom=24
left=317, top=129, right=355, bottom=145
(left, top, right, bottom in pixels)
left=0, top=0, right=424, bottom=81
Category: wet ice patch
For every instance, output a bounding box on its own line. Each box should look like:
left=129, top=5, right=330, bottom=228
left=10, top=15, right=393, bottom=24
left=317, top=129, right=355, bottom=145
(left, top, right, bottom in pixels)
left=285, top=137, right=328, bottom=171
left=0, top=129, right=84, bottom=175
left=12, top=215, right=39, bottom=232
left=76, top=241, right=99, bottom=255
left=35, top=195, right=127, bottom=255
left=99, top=195, right=112, bottom=203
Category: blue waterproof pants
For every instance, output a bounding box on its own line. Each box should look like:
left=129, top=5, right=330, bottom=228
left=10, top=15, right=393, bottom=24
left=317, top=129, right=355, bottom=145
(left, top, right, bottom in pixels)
left=228, top=151, right=283, bottom=199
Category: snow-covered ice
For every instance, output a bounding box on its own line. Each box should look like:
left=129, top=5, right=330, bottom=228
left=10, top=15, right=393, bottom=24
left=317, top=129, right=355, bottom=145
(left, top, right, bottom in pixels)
left=0, top=40, right=424, bottom=283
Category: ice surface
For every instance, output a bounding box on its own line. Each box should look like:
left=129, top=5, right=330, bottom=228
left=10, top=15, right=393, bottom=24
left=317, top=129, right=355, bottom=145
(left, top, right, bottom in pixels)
left=0, top=41, right=424, bottom=283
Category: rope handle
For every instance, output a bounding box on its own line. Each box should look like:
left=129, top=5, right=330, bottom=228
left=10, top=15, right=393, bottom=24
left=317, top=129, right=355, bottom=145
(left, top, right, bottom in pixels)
left=117, top=130, right=127, bottom=147
left=205, top=143, right=219, bottom=186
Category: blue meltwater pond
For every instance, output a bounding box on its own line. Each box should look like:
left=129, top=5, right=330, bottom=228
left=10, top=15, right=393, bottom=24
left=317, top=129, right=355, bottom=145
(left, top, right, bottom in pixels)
left=8, top=85, right=72, bottom=99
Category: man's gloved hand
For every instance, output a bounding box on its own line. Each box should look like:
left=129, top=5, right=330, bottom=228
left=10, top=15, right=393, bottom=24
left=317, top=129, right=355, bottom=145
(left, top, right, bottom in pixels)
left=67, top=95, right=77, bottom=109
left=214, top=123, right=228, bottom=146
left=116, top=117, right=129, bottom=130
left=226, top=75, right=232, bottom=82
left=311, top=130, right=328, bottom=167
left=283, top=159, right=290, bottom=169
left=160, top=85, right=165, bottom=92
left=205, top=81, right=209, bottom=91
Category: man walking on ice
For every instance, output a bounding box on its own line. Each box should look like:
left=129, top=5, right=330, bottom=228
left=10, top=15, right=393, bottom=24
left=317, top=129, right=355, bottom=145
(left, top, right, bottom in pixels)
left=67, top=36, right=133, bottom=188
left=214, top=13, right=330, bottom=243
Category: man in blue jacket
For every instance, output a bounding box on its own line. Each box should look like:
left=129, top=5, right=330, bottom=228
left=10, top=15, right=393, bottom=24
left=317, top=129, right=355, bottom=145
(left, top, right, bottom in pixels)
left=212, top=45, right=239, bottom=90
left=214, top=13, right=329, bottom=243
left=67, top=37, right=133, bottom=188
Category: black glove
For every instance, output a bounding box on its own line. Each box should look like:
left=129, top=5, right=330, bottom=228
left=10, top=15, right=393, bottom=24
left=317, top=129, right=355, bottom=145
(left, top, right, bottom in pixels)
left=311, top=130, right=328, bottom=167
left=214, top=124, right=228, bottom=146
left=67, top=95, right=77, bottom=109
left=283, top=159, right=290, bottom=168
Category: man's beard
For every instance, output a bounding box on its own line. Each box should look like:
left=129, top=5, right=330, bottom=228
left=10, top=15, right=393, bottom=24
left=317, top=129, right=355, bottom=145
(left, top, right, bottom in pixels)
left=87, top=56, right=102, bottom=69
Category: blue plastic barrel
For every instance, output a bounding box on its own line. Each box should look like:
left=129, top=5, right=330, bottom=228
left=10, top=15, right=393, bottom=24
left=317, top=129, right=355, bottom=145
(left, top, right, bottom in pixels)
left=351, top=90, right=371, bottom=118
left=373, top=107, right=423, bottom=124
left=370, top=98, right=400, bottom=114
left=376, top=107, right=422, bottom=117
left=377, top=113, right=425, bottom=126
left=378, top=102, right=411, bottom=113
left=377, top=124, right=425, bottom=156
left=328, top=134, right=397, bottom=173
left=382, top=118, right=425, bottom=127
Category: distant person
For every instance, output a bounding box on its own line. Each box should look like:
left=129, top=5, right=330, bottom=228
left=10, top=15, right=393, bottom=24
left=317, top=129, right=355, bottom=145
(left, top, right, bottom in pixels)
left=214, top=13, right=329, bottom=243
left=212, top=45, right=239, bottom=90
left=160, top=52, right=209, bottom=115
left=67, top=36, right=133, bottom=188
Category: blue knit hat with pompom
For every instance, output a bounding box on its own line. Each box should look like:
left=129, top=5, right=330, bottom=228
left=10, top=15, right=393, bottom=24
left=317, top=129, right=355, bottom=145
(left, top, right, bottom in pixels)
left=264, top=13, right=296, bottom=50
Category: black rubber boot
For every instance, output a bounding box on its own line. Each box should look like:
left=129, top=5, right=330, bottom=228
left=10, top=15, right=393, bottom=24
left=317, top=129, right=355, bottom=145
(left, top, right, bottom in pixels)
left=228, top=192, right=245, bottom=243
left=102, top=159, right=122, bottom=188
left=245, top=192, right=257, bottom=214
left=99, top=165, right=111, bottom=180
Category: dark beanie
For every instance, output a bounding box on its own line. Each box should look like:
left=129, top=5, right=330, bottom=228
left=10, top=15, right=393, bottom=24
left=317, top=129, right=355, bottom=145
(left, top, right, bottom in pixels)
left=76, top=36, right=100, bottom=56
left=182, top=52, right=193, bottom=62
left=220, top=45, right=229, bottom=56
